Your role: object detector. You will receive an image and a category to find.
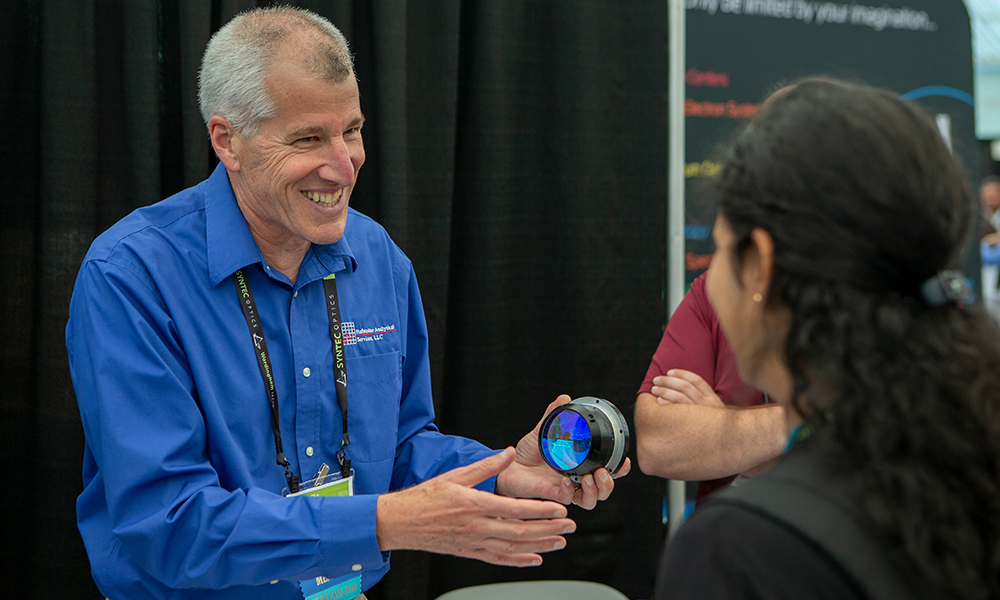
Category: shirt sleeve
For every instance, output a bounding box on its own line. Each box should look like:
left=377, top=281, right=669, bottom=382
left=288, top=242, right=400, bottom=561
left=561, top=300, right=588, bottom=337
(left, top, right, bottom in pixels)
left=388, top=254, right=497, bottom=493
left=67, top=259, right=385, bottom=590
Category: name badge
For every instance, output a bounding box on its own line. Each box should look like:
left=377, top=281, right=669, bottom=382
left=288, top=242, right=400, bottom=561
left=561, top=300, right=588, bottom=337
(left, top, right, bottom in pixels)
left=288, top=466, right=361, bottom=598
left=288, top=467, right=355, bottom=498
left=299, top=573, right=362, bottom=600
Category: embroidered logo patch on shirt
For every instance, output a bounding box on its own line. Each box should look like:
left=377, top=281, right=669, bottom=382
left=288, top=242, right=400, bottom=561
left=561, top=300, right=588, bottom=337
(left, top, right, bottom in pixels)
left=341, top=322, right=397, bottom=346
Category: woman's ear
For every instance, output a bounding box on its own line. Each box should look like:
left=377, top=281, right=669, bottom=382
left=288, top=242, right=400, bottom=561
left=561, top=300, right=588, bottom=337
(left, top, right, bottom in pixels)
left=746, top=227, right=776, bottom=299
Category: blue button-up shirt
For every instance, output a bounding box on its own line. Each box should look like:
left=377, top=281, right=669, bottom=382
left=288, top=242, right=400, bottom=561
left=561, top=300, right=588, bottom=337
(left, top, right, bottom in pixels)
left=66, top=164, right=494, bottom=599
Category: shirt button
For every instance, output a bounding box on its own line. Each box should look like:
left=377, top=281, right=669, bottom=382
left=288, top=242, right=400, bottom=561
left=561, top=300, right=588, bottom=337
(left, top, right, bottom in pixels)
left=306, top=446, right=314, bottom=457
left=351, top=564, right=362, bottom=572
left=303, top=367, right=311, bottom=377
left=293, top=291, right=298, bottom=297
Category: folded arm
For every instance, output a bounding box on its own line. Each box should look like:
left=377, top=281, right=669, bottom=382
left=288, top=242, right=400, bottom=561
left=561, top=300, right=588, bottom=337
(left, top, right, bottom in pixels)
left=634, top=389, right=786, bottom=481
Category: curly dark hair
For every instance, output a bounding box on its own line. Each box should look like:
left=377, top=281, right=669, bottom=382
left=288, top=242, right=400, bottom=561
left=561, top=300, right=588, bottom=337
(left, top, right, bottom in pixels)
left=715, top=78, right=1000, bottom=598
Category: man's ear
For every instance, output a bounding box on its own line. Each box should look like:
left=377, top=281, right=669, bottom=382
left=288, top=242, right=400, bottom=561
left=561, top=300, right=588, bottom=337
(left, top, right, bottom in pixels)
left=746, top=227, right=776, bottom=299
left=208, top=116, right=242, bottom=172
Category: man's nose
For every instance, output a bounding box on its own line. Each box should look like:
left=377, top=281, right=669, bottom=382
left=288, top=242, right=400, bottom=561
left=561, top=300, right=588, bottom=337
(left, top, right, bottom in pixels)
left=318, top=137, right=356, bottom=183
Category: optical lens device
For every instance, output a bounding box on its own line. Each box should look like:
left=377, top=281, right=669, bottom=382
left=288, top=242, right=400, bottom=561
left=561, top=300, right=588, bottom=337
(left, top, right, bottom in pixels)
left=538, top=397, right=629, bottom=482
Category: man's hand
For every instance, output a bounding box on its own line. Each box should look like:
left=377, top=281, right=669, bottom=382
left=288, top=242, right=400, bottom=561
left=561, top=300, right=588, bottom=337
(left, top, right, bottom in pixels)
left=651, top=369, right=726, bottom=408
left=376, top=448, right=575, bottom=567
left=983, top=232, right=1000, bottom=247
left=495, top=395, right=630, bottom=510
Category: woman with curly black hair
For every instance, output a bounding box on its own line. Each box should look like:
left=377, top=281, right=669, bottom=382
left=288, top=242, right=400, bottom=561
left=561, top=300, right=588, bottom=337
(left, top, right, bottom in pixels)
left=654, top=78, right=1000, bottom=599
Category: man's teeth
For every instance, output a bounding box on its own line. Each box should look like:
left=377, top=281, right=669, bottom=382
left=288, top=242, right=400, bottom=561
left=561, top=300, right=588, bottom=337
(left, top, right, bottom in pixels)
left=303, top=190, right=343, bottom=206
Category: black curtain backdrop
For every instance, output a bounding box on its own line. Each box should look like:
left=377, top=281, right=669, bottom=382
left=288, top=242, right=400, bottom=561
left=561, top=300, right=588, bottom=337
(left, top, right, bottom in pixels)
left=1, top=1, right=668, bottom=598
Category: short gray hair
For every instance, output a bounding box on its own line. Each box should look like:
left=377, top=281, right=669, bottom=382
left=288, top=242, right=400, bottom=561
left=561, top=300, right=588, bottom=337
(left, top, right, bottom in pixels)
left=198, top=6, right=354, bottom=137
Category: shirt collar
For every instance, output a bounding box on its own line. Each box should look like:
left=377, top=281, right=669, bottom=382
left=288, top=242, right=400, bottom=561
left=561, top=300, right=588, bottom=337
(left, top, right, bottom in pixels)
left=301, top=235, right=358, bottom=285
left=205, top=162, right=358, bottom=287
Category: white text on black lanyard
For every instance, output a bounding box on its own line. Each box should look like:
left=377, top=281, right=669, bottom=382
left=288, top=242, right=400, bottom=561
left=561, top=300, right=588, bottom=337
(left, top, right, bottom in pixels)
left=234, top=270, right=351, bottom=494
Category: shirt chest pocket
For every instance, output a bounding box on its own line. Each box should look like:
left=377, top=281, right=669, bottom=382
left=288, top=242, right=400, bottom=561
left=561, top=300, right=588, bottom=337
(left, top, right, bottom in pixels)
left=344, top=351, right=402, bottom=463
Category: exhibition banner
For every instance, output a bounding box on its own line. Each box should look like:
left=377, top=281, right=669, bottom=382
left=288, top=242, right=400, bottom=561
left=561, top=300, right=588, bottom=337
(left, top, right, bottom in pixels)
left=683, top=0, right=976, bottom=286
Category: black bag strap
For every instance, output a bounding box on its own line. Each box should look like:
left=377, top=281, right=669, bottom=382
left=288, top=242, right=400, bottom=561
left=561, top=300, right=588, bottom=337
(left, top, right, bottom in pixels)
left=711, top=451, right=928, bottom=600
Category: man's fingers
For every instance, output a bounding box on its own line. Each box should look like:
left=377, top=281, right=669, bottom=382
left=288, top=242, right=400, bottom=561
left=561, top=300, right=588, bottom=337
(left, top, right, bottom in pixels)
left=441, top=447, right=516, bottom=488
left=652, top=371, right=724, bottom=407
left=477, top=491, right=569, bottom=521
left=612, top=457, right=631, bottom=479
left=475, top=534, right=568, bottom=557
left=472, top=518, right=577, bottom=566
left=651, top=385, right=694, bottom=404
left=570, top=462, right=629, bottom=509
left=661, top=374, right=700, bottom=400
left=593, top=468, right=615, bottom=501
left=474, top=550, right=543, bottom=568
left=468, top=549, right=546, bottom=568
left=569, top=469, right=613, bottom=510
left=571, top=473, right=600, bottom=510
left=469, top=513, right=575, bottom=542
left=669, top=369, right=717, bottom=397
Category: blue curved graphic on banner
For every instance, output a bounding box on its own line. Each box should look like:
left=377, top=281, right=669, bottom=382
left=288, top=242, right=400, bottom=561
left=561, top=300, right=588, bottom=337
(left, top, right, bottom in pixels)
left=900, top=86, right=975, bottom=106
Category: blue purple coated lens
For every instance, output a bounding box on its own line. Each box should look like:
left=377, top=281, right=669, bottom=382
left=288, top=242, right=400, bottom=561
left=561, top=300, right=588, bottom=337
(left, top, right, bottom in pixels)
left=541, top=410, right=591, bottom=470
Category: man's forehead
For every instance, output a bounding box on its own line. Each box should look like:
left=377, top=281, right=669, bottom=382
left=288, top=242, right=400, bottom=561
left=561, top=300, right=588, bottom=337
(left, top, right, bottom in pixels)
left=267, top=65, right=361, bottom=117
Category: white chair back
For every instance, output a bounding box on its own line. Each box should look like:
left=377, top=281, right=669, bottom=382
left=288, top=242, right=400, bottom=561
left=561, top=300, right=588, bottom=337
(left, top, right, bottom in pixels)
left=434, top=580, right=630, bottom=600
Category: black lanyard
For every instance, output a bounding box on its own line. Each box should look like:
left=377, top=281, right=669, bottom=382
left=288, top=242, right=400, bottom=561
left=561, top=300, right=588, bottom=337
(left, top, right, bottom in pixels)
left=233, top=269, right=351, bottom=494
left=323, top=273, right=351, bottom=478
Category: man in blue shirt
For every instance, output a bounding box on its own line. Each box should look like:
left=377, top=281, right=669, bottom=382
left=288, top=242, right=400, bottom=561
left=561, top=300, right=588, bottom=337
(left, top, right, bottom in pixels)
left=66, top=7, right=627, bottom=600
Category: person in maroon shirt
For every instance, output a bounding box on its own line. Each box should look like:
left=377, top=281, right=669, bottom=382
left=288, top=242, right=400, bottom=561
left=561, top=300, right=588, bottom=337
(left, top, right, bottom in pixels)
left=634, top=272, right=786, bottom=503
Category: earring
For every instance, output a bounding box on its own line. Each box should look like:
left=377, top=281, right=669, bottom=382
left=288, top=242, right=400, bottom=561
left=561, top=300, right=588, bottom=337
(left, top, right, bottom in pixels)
left=752, top=292, right=763, bottom=303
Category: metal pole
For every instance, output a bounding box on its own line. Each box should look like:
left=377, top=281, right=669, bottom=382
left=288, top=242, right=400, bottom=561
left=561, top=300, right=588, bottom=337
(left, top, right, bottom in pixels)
left=666, top=0, right=687, bottom=539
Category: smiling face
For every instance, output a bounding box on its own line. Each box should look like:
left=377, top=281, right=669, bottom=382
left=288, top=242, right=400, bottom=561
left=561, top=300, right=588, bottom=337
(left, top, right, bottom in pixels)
left=217, top=53, right=365, bottom=271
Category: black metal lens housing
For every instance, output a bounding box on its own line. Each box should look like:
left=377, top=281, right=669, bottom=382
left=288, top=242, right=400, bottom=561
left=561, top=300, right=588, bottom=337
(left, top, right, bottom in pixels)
left=537, top=397, right=629, bottom=483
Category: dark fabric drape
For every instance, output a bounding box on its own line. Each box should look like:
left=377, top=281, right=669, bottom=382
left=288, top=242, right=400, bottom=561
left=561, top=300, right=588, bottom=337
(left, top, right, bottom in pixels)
left=1, top=1, right=668, bottom=598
